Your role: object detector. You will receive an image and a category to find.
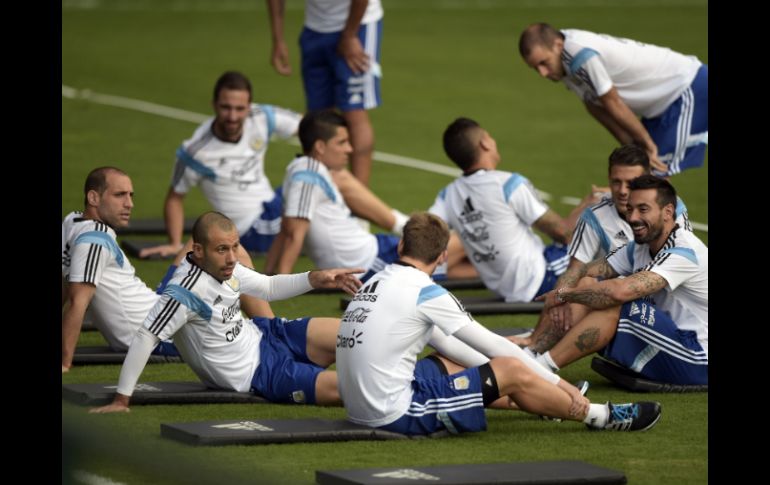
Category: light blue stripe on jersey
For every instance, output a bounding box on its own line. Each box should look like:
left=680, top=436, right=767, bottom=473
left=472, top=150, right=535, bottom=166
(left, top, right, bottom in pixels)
left=291, top=170, right=336, bottom=201
left=567, top=48, right=599, bottom=75
left=176, top=146, right=217, bottom=180
left=502, top=174, right=525, bottom=201
left=625, top=241, right=636, bottom=267
left=417, top=284, right=447, bottom=305
left=164, top=284, right=212, bottom=321
left=74, top=231, right=124, bottom=268
left=675, top=196, right=687, bottom=219
left=581, top=208, right=611, bottom=254
left=438, top=186, right=447, bottom=201
left=261, top=104, right=276, bottom=138
left=661, top=247, right=697, bottom=264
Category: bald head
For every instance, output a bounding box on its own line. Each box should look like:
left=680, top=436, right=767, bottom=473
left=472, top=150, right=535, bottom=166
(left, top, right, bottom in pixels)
left=519, top=22, right=563, bottom=58
left=84, top=166, right=128, bottom=207
left=192, top=211, right=237, bottom=246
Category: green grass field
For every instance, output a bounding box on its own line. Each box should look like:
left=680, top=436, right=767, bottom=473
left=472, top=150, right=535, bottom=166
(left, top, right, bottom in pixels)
left=62, top=1, right=708, bottom=483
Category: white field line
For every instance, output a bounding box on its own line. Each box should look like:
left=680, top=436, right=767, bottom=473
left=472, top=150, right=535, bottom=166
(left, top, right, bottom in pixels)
left=72, top=470, right=127, bottom=485
left=62, top=85, right=708, bottom=233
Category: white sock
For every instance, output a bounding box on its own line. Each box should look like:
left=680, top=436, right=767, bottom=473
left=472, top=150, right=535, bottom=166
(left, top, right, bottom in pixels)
left=523, top=347, right=538, bottom=359
left=583, top=403, right=610, bottom=427
left=537, top=351, right=560, bottom=373
left=390, top=209, right=409, bottom=235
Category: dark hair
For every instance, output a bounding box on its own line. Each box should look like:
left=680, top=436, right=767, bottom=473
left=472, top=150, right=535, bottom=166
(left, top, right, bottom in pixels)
left=608, top=144, right=651, bottom=173
left=298, top=110, right=348, bottom=154
left=629, top=174, right=677, bottom=210
left=84, top=166, right=127, bottom=206
left=519, top=22, right=563, bottom=58
left=192, top=211, right=237, bottom=246
left=213, top=71, right=252, bottom=103
left=400, top=212, right=450, bottom=264
left=443, top=117, right=483, bottom=172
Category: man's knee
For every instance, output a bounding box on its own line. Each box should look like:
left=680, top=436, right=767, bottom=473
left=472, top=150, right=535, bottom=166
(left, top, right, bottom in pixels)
left=489, top=357, right=537, bottom=393
left=314, top=370, right=340, bottom=405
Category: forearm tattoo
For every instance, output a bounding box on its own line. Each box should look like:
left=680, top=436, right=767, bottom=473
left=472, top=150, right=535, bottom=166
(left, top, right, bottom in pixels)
left=626, top=271, right=666, bottom=299
left=564, top=287, right=618, bottom=308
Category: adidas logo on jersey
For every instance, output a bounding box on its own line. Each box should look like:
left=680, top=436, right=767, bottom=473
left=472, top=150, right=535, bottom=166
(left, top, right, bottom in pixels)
left=212, top=421, right=274, bottom=432
left=629, top=302, right=641, bottom=316
left=460, top=197, right=483, bottom=223
left=615, top=230, right=628, bottom=242
left=372, top=469, right=440, bottom=481
left=352, top=281, right=380, bottom=302
left=213, top=295, right=222, bottom=306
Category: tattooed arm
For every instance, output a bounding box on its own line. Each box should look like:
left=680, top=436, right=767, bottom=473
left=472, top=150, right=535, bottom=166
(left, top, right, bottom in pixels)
left=559, top=270, right=667, bottom=309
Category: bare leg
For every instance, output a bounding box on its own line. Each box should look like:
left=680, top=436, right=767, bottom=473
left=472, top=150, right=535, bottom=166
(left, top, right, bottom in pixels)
left=489, top=358, right=585, bottom=421
left=331, top=168, right=395, bottom=231
left=306, top=317, right=341, bottom=367
left=548, top=306, right=622, bottom=368
left=342, top=109, right=374, bottom=186
left=314, top=370, right=341, bottom=405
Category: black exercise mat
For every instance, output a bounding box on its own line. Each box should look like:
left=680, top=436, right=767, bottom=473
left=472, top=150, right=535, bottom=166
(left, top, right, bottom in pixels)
left=316, top=460, right=627, bottom=484
left=114, top=218, right=195, bottom=235
left=72, top=346, right=183, bottom=365
left=591, top=357, right=708, bottom=393
left=161, top=418, right=447, bottom=446
left=62, top=381, right=267, bottom=406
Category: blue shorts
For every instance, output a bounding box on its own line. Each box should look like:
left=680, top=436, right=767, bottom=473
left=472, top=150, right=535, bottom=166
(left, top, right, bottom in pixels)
left=379, top=358, right=487, bottom=436
left=643, top=64, right=708, bottom=176
left=601, top=299, right=708, bottom=385
left=533, top=243, right=570, bottom=299
left=152, top=340, right=180, bottom=357
left=360, top=233, right=400, bottom=282
left=249, top=316, right=325, bottom=404
left=299, top=19, right=382, bottom=111
left=240, top=187, right=283, bottom=253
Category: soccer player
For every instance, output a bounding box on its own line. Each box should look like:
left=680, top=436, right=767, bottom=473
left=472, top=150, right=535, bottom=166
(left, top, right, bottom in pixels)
left=266, top=0, right=383, bottom=186
left=519, top=23, right=708, bottom=176
left=89, top=211, right=364, bottom=413
left=265, top=110, right=475, bottom=281
left=518, top=144, right=692, bottom=348
left=531, top=176, right=708, bottom=386
left=61, top=167, right=180, bottom=372
left=139, top=71, right=302, bottom=259
left=336, top=212, right=663, bottom=435
left=430, top=117, right=598, bottom=302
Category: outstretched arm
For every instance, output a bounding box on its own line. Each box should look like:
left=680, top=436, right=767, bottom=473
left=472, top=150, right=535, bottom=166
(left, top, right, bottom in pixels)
left=266, top=0, right=291, bottom=75
left=138, top=188, right=186, bottom=259
left=62, top=282, right=96, bottom=372
left=590, top=88, right=666, bottom=173
left=89, top=327, right=159, bottom=413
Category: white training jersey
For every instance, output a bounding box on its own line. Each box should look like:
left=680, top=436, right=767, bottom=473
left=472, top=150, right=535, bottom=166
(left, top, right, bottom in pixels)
left=142, top=255, right=313, bottom=392
left=607, top=227, right=708, bottom=355
left=561, top=29, right=701, bottom=119
left=569, top=194, right=692, bottom=263
left=282, top=156, right=378, bottom=271
left=429, top=170, right=548, bottom=302
left=336, top=262, right=472, bottom=427
left=305, top=0, right=383, bottom=33
left=62, top=211, right=160, bottom=350
left=171, top=103, right=301, bottom=235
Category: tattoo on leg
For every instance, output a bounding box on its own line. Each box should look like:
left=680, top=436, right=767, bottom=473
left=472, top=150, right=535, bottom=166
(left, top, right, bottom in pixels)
left=574, top=328, right=600, bottom=353
left=530, top=326, right=565, bottom=354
